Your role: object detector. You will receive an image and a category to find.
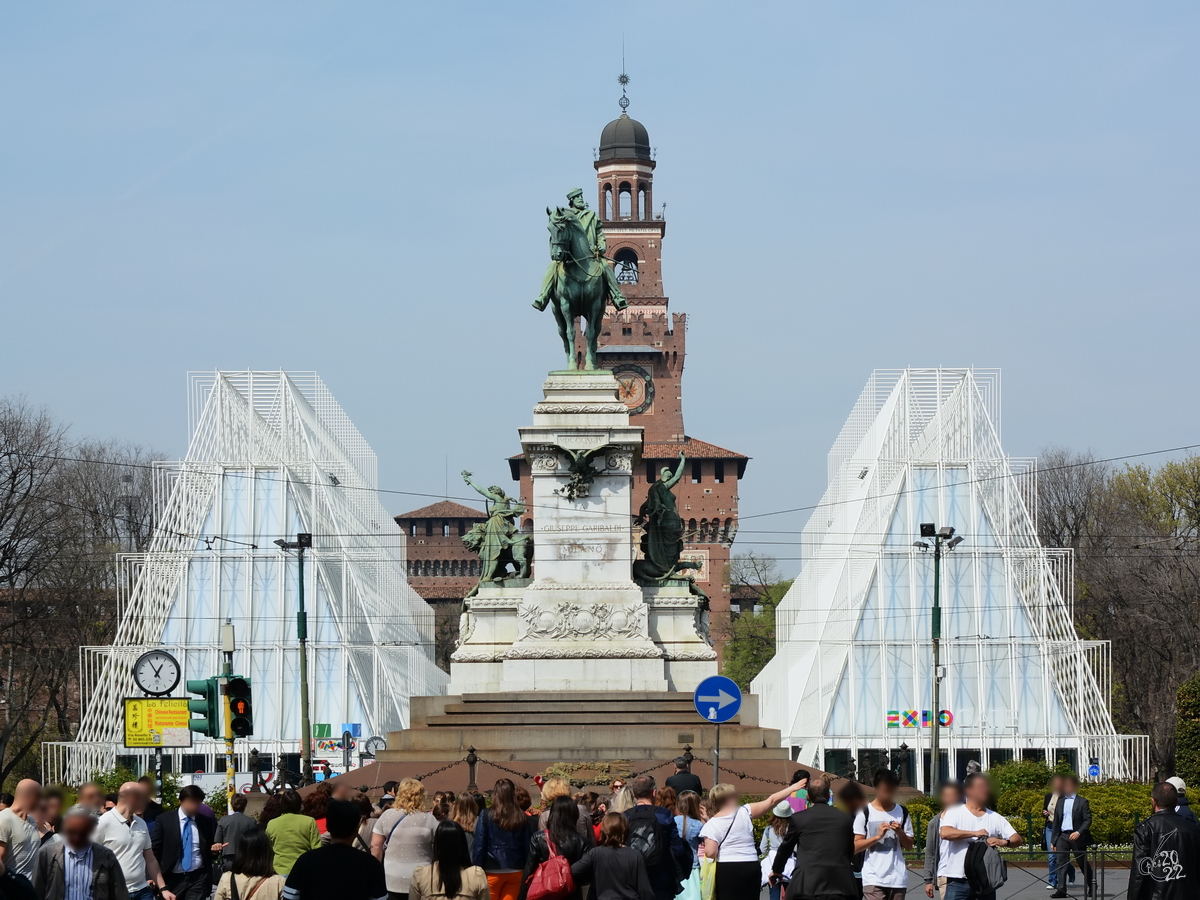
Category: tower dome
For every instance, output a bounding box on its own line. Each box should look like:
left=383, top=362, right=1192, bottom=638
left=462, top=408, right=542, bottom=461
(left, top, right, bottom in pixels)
left=598, top=112, right=651, bottom=161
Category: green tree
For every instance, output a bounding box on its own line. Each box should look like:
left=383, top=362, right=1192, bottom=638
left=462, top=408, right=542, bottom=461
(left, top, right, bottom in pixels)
left=721, top=552, right=792, bottom=689
left=1176, top=673, right=1200, bottom=788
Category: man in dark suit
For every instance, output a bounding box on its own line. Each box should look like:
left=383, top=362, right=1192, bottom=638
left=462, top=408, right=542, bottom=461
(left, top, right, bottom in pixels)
left=1050, top=774, right=1092, bottom=898
left=150, top=785, right=214, bottom=900
left=664, top=758, right=703, bottom=797
left=770, top=777, right=858, bottom=900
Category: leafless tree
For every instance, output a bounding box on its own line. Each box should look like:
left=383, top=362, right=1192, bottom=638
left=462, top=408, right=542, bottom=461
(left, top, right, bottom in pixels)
left=1038, top=447, right=1200, bottom=779
left=0, top=400, right=160, bottom=781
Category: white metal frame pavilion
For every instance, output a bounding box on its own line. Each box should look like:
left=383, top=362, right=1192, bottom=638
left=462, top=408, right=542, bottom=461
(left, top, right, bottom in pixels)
left=753, top=368, right=1148, bottom=788
left=45, top=371, right=447, bottom=783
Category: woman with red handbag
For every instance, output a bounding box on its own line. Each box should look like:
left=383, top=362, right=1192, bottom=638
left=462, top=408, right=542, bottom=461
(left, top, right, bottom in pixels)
left=519, top=797, right=587, bottom=900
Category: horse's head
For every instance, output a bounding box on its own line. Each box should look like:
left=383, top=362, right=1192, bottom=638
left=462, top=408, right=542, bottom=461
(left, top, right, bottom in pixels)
left=546, top=206, right=572, bottom=261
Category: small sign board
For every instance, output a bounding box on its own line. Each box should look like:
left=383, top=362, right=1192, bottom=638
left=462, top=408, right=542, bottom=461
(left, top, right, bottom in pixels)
left=123, top=697, right=193, bottom=748
left=693, top=675, right=743, bottom=724
left=1088, top=764, right=1101, bottom=778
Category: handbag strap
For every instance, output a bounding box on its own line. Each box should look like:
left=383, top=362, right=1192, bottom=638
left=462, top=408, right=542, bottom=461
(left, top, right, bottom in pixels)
left=230, top=873, right=241, bottom=900
left=712, top=807, right=740, bottom=861
left=383, top=811, right=409, bottom=849
left=543, top=829, right=559, bottom=859
left=245, top=877, right=269, bottom=900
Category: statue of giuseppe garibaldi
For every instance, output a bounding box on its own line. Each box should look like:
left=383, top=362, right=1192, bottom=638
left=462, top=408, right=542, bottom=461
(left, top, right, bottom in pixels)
left=533, top=188, right=628, bottom=370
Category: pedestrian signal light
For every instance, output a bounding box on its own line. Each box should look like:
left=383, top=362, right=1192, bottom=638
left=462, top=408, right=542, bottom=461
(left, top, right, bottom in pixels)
left=227, top=676, right=254, bottom=737
left=186, top=677, right=220, bottom=738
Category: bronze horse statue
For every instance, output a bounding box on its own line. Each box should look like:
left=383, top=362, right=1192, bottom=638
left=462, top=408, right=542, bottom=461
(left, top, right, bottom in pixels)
left=540, top=206, right=612, bottom=370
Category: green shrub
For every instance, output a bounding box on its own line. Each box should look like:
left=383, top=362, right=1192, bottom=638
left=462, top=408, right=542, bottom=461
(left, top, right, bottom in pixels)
left=88, top=767, right=181, bottom=809
left=1176, top=674, right=1200, bottom=788
left=206, top=785, right=231, bottom=819
left=1080, top=782, right=1152, bottom=845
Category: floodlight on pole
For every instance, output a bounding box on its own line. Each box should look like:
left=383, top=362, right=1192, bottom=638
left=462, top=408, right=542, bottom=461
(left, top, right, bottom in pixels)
left=275, top=533, right=314, bottom=784
left=916, top=522, right=963, bottom=793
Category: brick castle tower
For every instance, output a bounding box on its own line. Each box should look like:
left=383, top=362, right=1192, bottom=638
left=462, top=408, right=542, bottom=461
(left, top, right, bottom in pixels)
left=510, top=98, right=748, bottom=654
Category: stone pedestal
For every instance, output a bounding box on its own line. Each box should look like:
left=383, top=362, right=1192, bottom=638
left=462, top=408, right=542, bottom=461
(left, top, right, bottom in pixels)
left=448, top=370, right=716, bottom=695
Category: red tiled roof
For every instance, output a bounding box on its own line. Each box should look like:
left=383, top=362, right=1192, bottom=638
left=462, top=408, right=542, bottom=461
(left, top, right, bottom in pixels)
left=410, top=584, right=473, bottom=602
left=395, top=500, right=486, bottom=520
left=644, top=437, right=748, bottom=460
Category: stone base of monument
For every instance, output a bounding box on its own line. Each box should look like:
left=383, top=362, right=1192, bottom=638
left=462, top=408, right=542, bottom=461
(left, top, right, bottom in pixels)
left=372, top=691, right=791, bottom=788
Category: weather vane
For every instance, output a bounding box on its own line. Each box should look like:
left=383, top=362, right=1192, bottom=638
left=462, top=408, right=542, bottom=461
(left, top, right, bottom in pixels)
left=618, top=40, right=630, bottom=113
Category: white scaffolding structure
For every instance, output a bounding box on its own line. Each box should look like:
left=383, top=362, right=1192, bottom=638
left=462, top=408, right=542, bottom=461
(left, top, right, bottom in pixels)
left=45, top=371, right=447, bottom=784
left=752, top=368, right=1149, bottom=788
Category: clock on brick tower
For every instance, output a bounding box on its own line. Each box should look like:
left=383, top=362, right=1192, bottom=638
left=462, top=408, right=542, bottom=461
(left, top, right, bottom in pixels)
left=511, top=98, right=749, bottom=658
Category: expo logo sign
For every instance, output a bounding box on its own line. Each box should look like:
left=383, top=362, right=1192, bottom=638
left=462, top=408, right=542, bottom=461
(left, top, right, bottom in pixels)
left=887, top=709, right=954, bottom=728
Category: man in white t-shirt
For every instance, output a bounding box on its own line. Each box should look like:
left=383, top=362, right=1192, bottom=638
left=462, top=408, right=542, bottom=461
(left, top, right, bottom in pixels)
left=938, top=773, right=1022, bottom=900
left=853, top=769, right=915, bottom=900
left=0, top=779, right=42, bottom=879
left=95, top=782, right=176, bottom=900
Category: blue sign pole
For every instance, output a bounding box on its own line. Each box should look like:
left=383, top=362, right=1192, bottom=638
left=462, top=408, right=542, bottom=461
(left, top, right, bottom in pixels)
left=694, top=676, right=743, bottom=785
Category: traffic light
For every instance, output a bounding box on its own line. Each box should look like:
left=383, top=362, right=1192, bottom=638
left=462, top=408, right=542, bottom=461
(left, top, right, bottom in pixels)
left=186, top=677, right=220, bottom=738
left=227, top=676, right=254, bottom=737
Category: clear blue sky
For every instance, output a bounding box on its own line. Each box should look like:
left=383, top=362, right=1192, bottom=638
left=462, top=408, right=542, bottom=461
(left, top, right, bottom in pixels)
left=3, top=2, right=1198, bottom=575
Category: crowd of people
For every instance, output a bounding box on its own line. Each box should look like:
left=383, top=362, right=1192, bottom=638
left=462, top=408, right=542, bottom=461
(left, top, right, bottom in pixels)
left=1, top=759, right=1198, bottom=900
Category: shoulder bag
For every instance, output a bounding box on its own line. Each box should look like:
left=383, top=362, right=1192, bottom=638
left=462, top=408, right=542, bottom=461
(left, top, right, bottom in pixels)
left=525, top=830, right=575, bottom=900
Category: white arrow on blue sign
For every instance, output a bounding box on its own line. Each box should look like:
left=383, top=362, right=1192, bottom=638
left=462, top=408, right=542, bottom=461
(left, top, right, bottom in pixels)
left=693, top=675, right=743, bottom=724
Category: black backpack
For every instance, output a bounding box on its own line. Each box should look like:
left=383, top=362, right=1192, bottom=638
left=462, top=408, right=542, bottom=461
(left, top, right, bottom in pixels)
left=626, top=806, right=666, bottom=870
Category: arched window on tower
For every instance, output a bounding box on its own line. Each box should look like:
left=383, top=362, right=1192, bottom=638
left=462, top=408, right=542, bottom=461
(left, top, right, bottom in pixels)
left=638, top=188, right=646, bottom=220
left=614, top=248, right=639, bottom=284
left=604, top=184, right=613, bottom=220
left=618, top=182, right=632, bottom=218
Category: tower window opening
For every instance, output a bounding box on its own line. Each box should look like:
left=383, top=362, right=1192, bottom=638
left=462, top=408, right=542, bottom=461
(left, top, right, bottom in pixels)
left=714, top=461, right=725, bottom=484
left=691, top=461, right=702, bottom=483
left=604, top=185, right=613, bottom=220
left=442, top=523, right=450, bottom=537
left=622, top=327, right=633, bottom=336
left=646, top=462, right=656, bottom=483
left=619, top=182, right=632, bottom=218
left=638, top=188, right=646, bottom=220
left=410, top=523, right=417, bottom=537
left=614, top=248, right=639, bottom=284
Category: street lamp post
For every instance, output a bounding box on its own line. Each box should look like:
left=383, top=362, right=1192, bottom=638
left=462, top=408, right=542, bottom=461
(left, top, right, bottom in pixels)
left=914, top=523, right=963, bottom=793
left=275, top=533, right=314, bottom=785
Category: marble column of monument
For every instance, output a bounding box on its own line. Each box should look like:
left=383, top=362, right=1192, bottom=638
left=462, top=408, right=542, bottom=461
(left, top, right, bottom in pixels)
left=448, top=369, right=716, bottom=693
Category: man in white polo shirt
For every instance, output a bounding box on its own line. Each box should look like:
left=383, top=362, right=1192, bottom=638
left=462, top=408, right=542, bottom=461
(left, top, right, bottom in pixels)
left=853, top=769, right=915, bottom=900
left=94, top=782, right=175, bottom=900
left=938, top=773, right=1022, bottom=900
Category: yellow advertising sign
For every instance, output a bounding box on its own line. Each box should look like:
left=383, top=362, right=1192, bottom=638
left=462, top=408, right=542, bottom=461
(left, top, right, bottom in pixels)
left=123, top=697, right=193, bottom=749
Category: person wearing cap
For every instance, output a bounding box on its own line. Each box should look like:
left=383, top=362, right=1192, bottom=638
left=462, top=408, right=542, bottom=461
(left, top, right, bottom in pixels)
left=534, top=188, right=628, bottom=312
left=665, top=759, right=703, bottom=797
left=32, top=804, right=130, bottom=900
left=1166, top=777, right=1199, bottom=825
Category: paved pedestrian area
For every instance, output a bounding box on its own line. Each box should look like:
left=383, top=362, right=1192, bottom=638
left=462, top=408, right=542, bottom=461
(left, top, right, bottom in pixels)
left=756, top=863, right=1132, bottom=899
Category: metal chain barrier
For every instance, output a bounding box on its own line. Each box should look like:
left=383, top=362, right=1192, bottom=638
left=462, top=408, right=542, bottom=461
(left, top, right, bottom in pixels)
left=473, top=756, right=538, bottom=782
left=411, top=756, right=469, bottom=782
left=691, top=756, right=792, bottom=788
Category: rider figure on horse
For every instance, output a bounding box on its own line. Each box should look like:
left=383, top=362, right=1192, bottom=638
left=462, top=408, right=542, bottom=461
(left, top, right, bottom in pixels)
left=534, top=188, right=628, bottom=312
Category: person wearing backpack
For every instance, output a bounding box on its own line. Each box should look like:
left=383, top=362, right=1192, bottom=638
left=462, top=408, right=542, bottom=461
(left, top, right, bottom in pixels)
left=519, top=796, right=587, bottom=900
left=571, top=813, right=655, bottom=900
left=624, top=776, right=691, bottom=900
left=852, top=770, right=914, bottom=900
left=937, top=773, right=1022, bottom=900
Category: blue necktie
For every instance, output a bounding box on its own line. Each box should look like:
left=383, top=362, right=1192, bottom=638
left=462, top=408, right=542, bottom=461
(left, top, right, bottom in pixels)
left=181, top=816, right=194, bottom=872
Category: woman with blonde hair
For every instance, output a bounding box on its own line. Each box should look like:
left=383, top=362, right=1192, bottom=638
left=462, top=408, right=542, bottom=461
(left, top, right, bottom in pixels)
left=471, top=778, right=534, bottom=900
left=608, top=785, right=634, bottom=814
left=699, top=779, right=808, bottom=900
left=570, top=812, right=655, bottom=900
left=372, top=777, right=438, bottom=900
left=536, top=777, right=596, bottom=846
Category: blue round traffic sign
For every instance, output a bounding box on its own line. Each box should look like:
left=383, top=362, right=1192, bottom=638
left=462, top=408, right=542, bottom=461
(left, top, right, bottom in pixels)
left=694, top=676, right=742, bottom=724
left=1088, top=764, right=1100, bottom=778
